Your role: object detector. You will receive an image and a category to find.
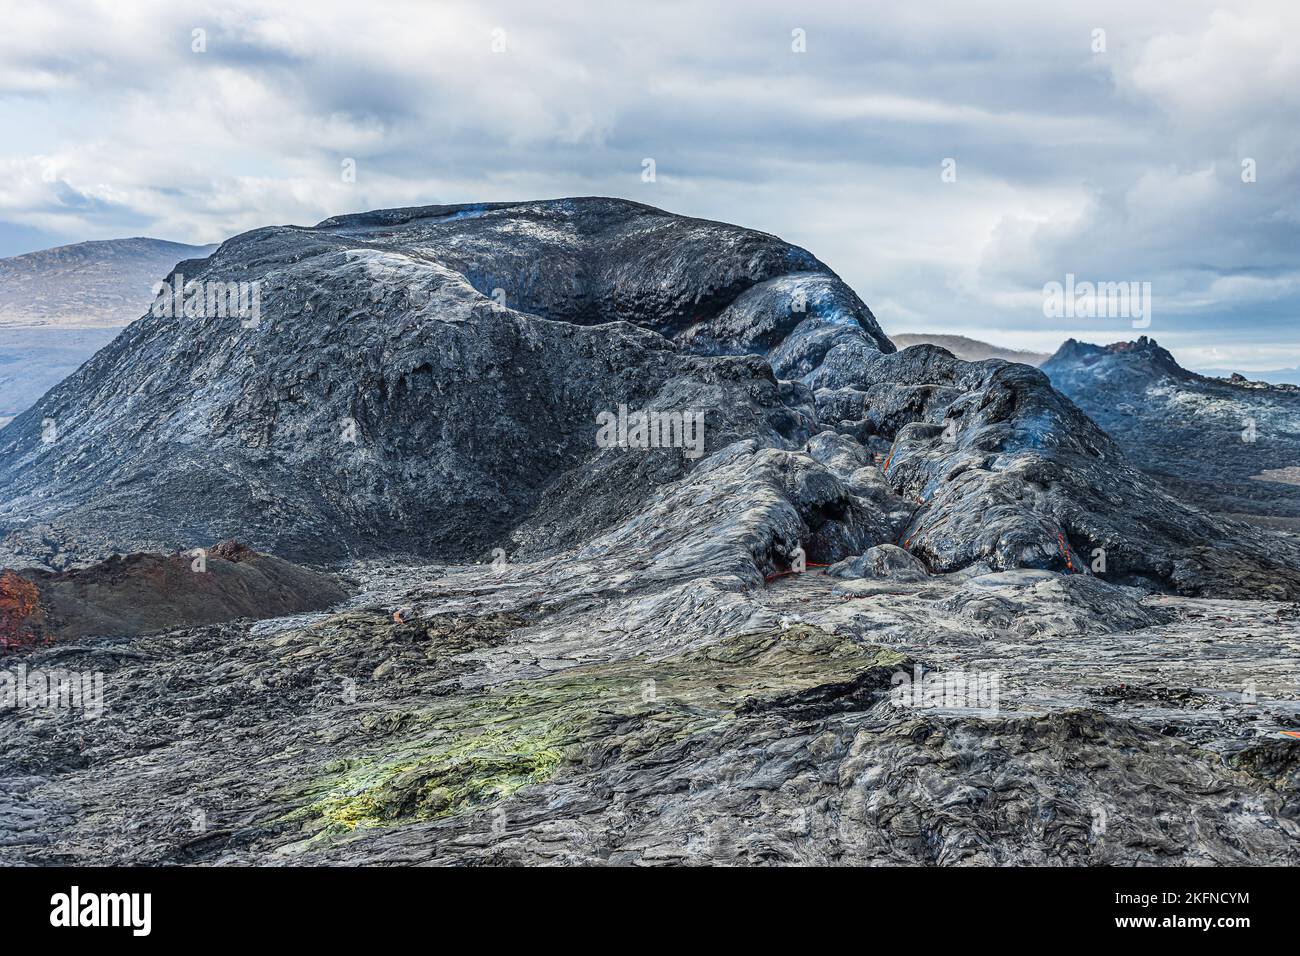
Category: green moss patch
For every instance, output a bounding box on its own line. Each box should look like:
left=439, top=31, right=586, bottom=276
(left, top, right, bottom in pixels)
left=296, top=624, right=908, bottom=838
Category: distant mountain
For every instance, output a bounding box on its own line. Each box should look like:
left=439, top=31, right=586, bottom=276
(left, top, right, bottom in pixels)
left=0, top=237, right=215, bottom=421
left=0, top=237, right=216, bottom=329
left=891, top=333, right=1049, bottom=365
left=1042, top=336, right=1300, bottom=525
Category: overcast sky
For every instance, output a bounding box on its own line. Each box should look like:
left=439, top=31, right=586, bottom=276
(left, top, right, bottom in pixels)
left=1, top=0, right=1297, bottom=370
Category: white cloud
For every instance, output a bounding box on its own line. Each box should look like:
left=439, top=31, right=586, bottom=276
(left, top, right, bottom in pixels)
left=0, top=0, right=1296, bottom=362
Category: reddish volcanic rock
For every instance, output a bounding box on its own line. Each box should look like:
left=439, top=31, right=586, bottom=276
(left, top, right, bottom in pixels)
left=0, top=544, right=350, bottom=649
left=0, top=570, right=42, bottom=650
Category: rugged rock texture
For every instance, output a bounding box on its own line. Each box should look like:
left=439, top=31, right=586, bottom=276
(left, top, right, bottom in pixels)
left=2, top=200, right=1300, bottom=867
left=815, top=343, right=1300, bottom=598
left=4, top=565, right=1298, bottom=866
left=2, top=199, right=1297, bottom=600
left=0, top=541, right=350, bottom=648
left=0, top=200, right=884, bottom=568
left=828, top=544, right=928, bottom=580
left=1043, top=336, right=1300, bottom=529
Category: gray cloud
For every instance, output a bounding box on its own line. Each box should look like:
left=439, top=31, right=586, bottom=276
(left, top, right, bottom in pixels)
left=0, top=0, right=1296, bottom=369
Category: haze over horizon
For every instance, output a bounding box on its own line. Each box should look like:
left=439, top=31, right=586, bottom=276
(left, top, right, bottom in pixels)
left=1, top=0, right=1297, bottom=370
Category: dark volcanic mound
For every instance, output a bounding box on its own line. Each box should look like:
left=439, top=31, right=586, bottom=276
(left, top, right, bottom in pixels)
left=0, top=198, right=886, bottom=565
left=1, top=199, right=1297, bottom=598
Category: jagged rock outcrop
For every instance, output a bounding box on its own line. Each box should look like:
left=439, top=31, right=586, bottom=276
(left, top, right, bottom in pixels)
left=1043, top=336, right=1300, bottom=528
left=815, top=343, right=1300, bottom=597
left=0, top=200, right=884, bottom=569
left=828, top=544, right=928, bottom=580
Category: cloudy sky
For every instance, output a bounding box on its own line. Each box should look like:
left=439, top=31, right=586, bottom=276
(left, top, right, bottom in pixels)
left=2, top=0, right=1297, bottom=370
